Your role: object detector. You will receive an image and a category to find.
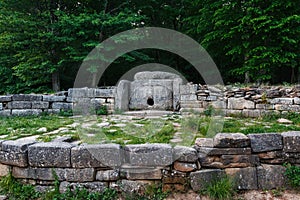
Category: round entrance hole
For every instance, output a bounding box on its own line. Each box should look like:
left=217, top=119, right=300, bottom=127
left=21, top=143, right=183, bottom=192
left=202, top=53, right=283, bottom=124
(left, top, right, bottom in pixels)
left=147, top=97, right=154, bottom=106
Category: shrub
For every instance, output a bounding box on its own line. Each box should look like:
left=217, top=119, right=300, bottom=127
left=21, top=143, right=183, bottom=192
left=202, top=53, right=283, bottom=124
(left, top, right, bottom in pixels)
left=200, top=175, right=236, bottom=200
left=284, top=163, right=300, bottom=187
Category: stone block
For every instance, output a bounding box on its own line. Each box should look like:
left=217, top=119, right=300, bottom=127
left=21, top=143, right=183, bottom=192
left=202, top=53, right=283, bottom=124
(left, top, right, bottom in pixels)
left=60, top=181, right=108, bottom=194
left=225, top=167, right=258, bottom=190
left=228, top=98, right=255, bottom=109
left=42, top=95, right=66, bottom=102
left=174, top=161, right=197, bottom=172
left=275, top=104, right=300, bottom=112
left=52, top=102, right=72, bottom=110
left=96, top=170, right=119, bottom=181
left=94, top=88, right=115, bottom=98
left=0, top=140, right=35, bottom=167
left=13, top=167, right=95, bottom=182
left=190, top=169, right=225, bottom=191
left=68, top=88, right=89, bottom=98
left=180, top=94, right=197, bottom=101
left=213, top=133, right=250, bottom=148
left=124, top=144, right=173, bottom=167
left=12, top=109, right=42, bottom=116
left=71, top=144, right=123, bottom=168
left=12, top=94, right=42, bottom=101
left=0, top=151, right=28, bottom=167
left=225, top=109, right=242, bottom=117
left=173, top=146, right=198, bottom=162
left=31, top=101, right=49, bottom=109
left=179, top=84, right=197, bottom=95
left=2, top=140, right=35, bottom=153
left=28, top=142, right=72, bottom=167
left=0, top=110, right=11, bottom=117
left=197, top=147, right=251, bottom=156
left=248, top=133, right=283, bottom=152
left=294, top=97, right=300, bottom=105
left=282, top=131, right=300, bottom=152
left=8, top=101, right=31, bottom=109
left=0, top=163, right=10, bottom=177
left=256, top=104, right=275, bottom=110
left=118, top=180, right=153, bottom=193
left=45, top=109, right=60, bottom=114
left=242, top=109, right=261, bottom=117
left=121, top=167, right=162, bottom=180
left=12, top=167, right=35, bottom=179
left=0, top=95, right=12, bottom=102
left=257, top=164, right=287, bottom=190
left=270, top=98, right=293, bottom=105
left=211, top=100, right=226, bottom=109
left=200, top=155, right=259, bottom=168
left=195, top=138, right=214, bottom=147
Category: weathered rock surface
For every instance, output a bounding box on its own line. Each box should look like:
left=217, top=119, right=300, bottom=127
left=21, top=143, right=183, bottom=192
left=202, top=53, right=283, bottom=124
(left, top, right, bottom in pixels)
left=248, top=133, right=283, bottom=152
left=190, top=169, right=225, bottom=191
left=225, top=167, right=258, bottom=190
left=28, top=142, right=72, bottom=167
left=213, top=133, right=250, bottom=148
left=257, top=164, right=287, bottom=190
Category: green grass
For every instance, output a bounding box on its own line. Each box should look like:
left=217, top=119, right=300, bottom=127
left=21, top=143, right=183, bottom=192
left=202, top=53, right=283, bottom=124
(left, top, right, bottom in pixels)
left=0, top=115, right=74, bottom=140
left=200, top=175, right=236, bottom=200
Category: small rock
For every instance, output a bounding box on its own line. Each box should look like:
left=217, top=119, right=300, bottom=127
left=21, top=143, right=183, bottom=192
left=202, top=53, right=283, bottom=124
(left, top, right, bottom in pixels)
left=37, top=127, right=47, bottom=133
left=97, top=122, right=110, bottom=127
left=277, top=118, right=293, bottom=124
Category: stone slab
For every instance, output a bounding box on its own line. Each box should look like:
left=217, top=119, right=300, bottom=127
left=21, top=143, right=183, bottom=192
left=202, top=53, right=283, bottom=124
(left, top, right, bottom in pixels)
left=60, top=181, right=108, bottom=194
left=282, top=131, right=300, bottom=152
left=257, top=164, right=287, bottom=190
left=31, top=101, right=49, bottom=109
left=0, top=96, right=12, bottom=102
left=8, top=101, right=31, bottom=109
left=190, top=169, right=225, bottom=191
left=12, top=94, right=42, bottom=101
left=124, top=144, right=173, bottom=167
left=71, top=144, right=124, bottom=168
left=28, top=142, right=72, bottom=167
left=173, top=146, right=198, bottom=162
left=96, top=170, right=119, bottom=181
left=225, top=167, right=258, bottom=190
left=197, top=147, right=251, bottom=156
left=42, top=95, right=66, bottom=102
left=248, top=133, right=283, bottom=152
left=52, top=102, right=72, bottom=110
left=213, top=133, right=250, bottom=148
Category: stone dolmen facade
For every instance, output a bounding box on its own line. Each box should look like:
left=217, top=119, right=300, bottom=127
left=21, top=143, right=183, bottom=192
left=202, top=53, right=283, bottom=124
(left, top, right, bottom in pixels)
left=0, top=132, right=299, bottom=193
left=1, top=73, right=300, bottom=116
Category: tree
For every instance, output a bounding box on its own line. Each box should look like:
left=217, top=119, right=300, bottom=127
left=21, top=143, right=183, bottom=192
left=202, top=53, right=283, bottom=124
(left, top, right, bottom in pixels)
left=185, top=0, right=300, bottom=84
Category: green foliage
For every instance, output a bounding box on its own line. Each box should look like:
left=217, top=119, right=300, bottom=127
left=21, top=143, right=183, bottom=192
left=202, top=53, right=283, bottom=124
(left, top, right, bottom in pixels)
left=123, top=183, right=168, bottom=200
left=96, top=105, right=108, bottom=115
left=284, top=163, right=300, bottom=188
left=200, top=175, right=236, bottom=200
left=0, top=172, right=40, bottom=200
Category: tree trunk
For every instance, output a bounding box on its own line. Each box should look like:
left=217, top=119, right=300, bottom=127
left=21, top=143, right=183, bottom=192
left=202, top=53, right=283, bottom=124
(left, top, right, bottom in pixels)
left=52, top=71, right=60, bottom=92
left=244, top=71, right=250, bottom=84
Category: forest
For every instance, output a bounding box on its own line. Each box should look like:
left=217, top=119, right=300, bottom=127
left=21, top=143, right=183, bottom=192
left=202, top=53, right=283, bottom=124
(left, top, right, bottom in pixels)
left=0, top=0, right=299, bottom=93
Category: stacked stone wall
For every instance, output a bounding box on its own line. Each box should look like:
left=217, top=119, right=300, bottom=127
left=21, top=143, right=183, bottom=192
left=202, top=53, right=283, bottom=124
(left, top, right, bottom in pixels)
left=180, top=85, right=300, bottom=117
left=0, top=132, right=299, bottom=193
left=0, top=88, right=115, bottom=116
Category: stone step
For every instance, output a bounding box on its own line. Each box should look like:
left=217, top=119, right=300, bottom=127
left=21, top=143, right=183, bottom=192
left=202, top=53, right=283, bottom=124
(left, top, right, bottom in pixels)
left=180, top=103, right=203, bottom=108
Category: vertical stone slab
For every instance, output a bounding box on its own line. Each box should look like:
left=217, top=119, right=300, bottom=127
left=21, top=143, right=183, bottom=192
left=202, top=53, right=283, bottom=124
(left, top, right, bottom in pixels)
left=173, top=78, right=183, bottom=111
left=225, top=167, right=258, bottom=190
left=257, top=164, right=287, bottom=190
left=115, top=80, right=130, bottom=111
